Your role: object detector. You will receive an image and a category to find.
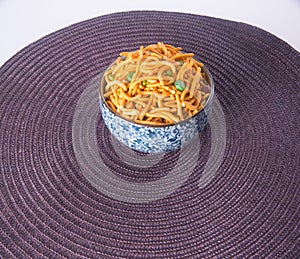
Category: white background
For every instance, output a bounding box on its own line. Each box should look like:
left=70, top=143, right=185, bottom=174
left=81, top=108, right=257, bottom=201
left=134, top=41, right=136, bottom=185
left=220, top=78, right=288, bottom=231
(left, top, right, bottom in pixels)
left=0, top=0, right=299, bottom=67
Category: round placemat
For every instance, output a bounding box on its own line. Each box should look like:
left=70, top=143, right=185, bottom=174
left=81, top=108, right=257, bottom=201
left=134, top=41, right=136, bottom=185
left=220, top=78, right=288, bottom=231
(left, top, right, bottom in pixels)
left=0, top=11, right=299, bottom=258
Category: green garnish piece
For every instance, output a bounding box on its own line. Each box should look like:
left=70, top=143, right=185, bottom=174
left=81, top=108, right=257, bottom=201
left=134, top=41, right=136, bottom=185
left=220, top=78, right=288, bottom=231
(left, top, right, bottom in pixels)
left=166, top=70, right=173, bottom=76
left=108, top=74, right=115, bottom=81
left=126, top=71, right=135, bottom=82
left=175, top=80, right=185, bottom=91
left=141, top=80, right=148, bottom=86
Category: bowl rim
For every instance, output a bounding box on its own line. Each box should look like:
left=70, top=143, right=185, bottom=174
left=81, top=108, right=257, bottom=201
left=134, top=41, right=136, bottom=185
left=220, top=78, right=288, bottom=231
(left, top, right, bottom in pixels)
left=99, top=60, right=215, bottom=129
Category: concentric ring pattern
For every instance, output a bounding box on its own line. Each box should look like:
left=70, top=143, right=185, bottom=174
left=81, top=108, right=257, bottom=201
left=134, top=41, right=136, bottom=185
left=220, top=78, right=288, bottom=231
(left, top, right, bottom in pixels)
left=0, top=11, right=299, bottom=258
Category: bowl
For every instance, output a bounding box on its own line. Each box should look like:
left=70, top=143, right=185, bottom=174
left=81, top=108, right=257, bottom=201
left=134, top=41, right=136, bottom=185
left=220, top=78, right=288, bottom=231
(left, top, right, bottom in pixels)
left=99, top=45, right=214, bottom=153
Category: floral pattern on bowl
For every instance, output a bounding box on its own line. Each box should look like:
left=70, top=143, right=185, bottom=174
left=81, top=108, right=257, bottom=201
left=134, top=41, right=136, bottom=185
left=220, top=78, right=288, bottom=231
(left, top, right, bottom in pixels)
left=99, top=95, right=213, bottom=153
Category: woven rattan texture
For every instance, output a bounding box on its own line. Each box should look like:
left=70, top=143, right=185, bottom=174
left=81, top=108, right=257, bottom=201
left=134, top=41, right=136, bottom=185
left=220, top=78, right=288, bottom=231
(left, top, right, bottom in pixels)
left=0, top=11, right=299, bottom=258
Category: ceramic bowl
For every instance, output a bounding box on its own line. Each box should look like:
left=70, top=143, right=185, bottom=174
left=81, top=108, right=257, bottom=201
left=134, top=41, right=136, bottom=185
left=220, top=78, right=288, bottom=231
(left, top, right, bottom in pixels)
left=99, top=64, right=214, bottom=153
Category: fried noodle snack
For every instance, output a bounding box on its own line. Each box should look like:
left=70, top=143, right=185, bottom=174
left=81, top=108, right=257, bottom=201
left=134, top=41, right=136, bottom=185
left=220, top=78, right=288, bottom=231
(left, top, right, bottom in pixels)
left=103, top=42, right=211, bottom=126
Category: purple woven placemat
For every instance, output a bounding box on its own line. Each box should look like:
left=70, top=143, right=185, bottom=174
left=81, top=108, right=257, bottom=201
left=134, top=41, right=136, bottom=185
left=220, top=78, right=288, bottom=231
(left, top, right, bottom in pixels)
left=0, top=11, right=299, bottom=258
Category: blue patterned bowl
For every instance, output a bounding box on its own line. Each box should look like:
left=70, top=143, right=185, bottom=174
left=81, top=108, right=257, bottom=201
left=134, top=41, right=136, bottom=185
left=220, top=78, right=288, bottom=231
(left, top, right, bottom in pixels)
left=99, top=66, right=214, bottom=153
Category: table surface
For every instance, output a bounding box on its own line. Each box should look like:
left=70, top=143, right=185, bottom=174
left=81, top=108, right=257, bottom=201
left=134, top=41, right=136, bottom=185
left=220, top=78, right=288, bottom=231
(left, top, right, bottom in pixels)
left=0, top=0, right=299, bottom=67
left=0, top=8, right=299, bottom=258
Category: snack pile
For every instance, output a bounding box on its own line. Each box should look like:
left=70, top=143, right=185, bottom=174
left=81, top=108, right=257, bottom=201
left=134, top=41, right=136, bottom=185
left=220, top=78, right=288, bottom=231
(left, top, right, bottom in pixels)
left=103, top=42, right=212, bottom=125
